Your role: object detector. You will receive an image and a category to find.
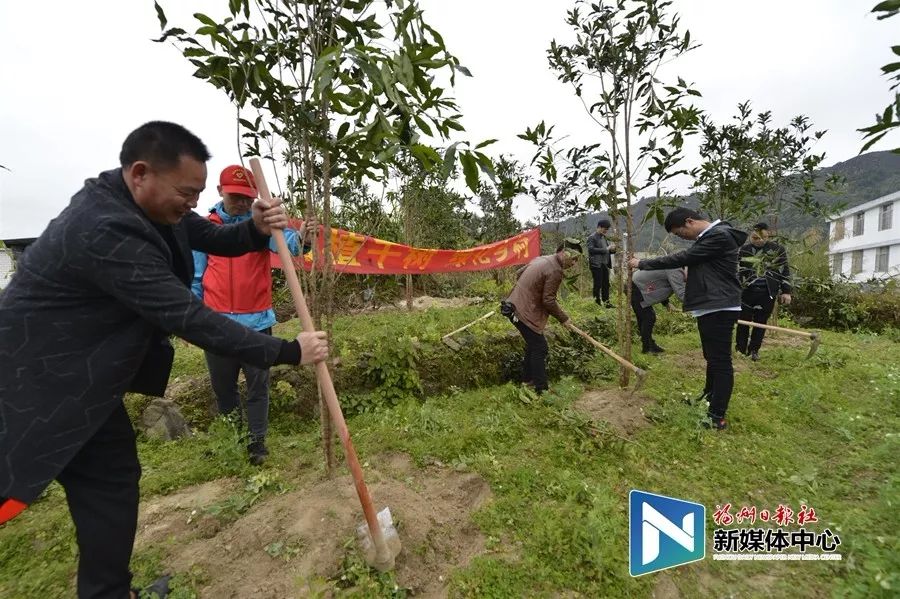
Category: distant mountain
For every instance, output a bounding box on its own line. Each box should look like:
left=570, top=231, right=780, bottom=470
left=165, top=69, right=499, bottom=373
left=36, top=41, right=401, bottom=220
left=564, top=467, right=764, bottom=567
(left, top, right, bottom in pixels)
left=540, top=151, right=900, bottom=252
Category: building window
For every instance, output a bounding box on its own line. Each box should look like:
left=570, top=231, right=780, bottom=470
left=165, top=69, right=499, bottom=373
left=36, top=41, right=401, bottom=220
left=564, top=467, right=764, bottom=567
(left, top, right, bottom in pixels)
left=833, top=219, right=845, bottom=240
left=853, top=212, right=865, bottom=237
left=851, top=250, right=863, bottom=274
left=879, top=203, right=893, bottom=231
left=832, top=253, right=843, bottom=276
left=875, top=246, right=889, bottom=272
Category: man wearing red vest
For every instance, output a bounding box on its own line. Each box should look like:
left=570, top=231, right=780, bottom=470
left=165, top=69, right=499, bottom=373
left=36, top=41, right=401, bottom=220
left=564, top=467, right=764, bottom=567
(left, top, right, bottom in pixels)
left=192, top=165, right=311, bottom=465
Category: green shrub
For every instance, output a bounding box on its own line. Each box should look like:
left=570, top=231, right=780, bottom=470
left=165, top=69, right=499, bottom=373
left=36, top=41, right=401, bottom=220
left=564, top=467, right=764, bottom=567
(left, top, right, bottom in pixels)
left=790, top=276, right=900, bottom=332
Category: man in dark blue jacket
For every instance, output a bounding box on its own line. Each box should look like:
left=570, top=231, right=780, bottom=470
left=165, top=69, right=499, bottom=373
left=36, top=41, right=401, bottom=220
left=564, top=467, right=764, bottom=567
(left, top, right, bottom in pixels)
left=0, top=122, right=329, bottom=598
left=629, top=208, right=747, bottom=430
left=735, top=223, right=792, bottom=361
left=587, top=219, right=617, bottom=307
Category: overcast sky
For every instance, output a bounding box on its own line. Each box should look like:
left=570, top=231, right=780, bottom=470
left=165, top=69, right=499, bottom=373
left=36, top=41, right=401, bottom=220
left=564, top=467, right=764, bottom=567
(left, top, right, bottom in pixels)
left=0, top=0, right=895, bottom=239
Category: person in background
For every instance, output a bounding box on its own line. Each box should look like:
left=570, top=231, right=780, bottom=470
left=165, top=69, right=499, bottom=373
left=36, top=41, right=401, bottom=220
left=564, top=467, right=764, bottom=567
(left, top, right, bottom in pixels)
left=192, top=164, right=314, bottom=466
left=629, top=208, right=747, bottom=430
left=735, top=223, right=792, bottom=361
left=502, top=238, right=583, bottom=395
left=587, top=219, right=616, bottom=307
left=631, top=267, right=686, bottom=354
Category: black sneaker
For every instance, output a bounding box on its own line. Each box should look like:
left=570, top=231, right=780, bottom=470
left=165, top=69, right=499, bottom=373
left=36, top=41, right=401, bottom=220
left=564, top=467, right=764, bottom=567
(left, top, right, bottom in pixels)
left=248, top=440, right=269, bottom=466
left=702, top=417, right=727, bottom=430
left=735, top=346, right=748, bottom=356
left=750, top=351, right=760, bottom=361
left=132, top=574, right=171, bottom=598
left=643, top=346, right=664, bottom=355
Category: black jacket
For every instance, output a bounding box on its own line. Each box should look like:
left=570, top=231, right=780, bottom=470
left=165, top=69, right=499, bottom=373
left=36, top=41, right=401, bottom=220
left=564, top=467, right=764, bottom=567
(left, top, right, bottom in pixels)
left=637, top=222, right=748, bottom=312
left=738, top=241, right=791, bottom=298
left=587, top=231, right=615, bottom=268
left=0, top=169, right=290, bottom=504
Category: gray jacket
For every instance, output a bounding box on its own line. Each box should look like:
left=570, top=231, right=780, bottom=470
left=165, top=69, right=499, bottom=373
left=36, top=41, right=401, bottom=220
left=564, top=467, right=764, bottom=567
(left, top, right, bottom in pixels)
left=632, top=268, right=686, bottom=308
left=587, top=231, right=615, bottom=269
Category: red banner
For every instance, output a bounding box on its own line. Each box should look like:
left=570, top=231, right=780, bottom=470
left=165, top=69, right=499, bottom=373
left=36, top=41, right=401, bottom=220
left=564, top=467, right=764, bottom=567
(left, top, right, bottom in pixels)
left=271, top=225, right=541, bottom=275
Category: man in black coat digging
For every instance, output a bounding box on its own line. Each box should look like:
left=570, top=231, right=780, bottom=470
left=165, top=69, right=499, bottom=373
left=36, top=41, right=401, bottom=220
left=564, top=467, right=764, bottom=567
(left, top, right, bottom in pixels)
left=0, top=121, right=329, bottom=598
left=629, top=208, right=747, bottom=431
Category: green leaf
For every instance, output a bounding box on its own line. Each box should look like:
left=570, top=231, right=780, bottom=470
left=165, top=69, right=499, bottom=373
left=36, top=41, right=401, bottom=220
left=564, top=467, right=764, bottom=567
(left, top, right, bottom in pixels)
left=861, top=131, right=890, bottom=153
left=193, top=13, right=217, bottom=27
left=443, top=143, right=458, bottom=175
left=872, top=0, right=900, bottom=13
left=413, top=114, right=433, bottom=136
left=882, top=62, right=900, bottom=74
left=455, top=65, right=473, bottom=77
left=410, top=144, right=441, bottom=169
left=460, top=152, right=479, bottom=192
left=154, top=1, right=167, bottom=29
left=475, top=138, right=498, bottom=149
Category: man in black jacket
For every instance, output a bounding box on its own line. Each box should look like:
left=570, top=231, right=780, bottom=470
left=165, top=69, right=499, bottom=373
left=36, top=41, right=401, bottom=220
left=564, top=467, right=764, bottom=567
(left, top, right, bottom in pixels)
left=0, top=122, right=329, bottom=598
left=629, top=208, right=747, bottom=430
left=735, top=223, right=792, bottom=361
left=587, top=219, right=617, bottom=307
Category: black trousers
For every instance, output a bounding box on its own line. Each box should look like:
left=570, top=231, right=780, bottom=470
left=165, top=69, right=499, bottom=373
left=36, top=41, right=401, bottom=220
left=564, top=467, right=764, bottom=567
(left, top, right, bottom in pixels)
left=591, top=266, right=611, bottom=303
left=57, top=402, right=141, bottom=599
left=205, top=328, right=272, bottom=443
left=630, top=282, right=657, bottom=350
left=510, top=317, right=549, bottom=392
left=697, top=311, right=739, bottom=420
left=735, top=286, right=776, bottom=353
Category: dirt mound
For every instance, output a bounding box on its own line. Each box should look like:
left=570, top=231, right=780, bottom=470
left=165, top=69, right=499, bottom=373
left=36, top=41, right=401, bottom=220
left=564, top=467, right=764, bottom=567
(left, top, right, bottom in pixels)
left=393, top=296, right=481, bottom=310
left=136, top=479, right=239, bottom=549
left=136, top=453, right=491, bottom=597
left=574, top=389, right=653, bottom=436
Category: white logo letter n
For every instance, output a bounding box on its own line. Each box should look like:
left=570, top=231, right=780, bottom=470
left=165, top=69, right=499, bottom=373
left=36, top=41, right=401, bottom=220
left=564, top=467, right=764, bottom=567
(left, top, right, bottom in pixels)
left=641, top=502, right=694, bottom=565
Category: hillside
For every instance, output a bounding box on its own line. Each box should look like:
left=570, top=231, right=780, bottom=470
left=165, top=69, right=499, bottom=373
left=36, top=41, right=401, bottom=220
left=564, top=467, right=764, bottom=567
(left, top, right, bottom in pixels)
left=541, top=151, right=900, bottom=251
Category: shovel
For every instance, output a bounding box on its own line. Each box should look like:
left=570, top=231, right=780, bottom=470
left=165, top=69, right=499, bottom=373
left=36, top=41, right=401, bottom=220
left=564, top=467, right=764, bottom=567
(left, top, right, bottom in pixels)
left=249, top=158, right=401, bottom=571
left=441, top=310, right=496, bottom=351
left=564, top=323, right=648, bottom=391
left=736, top=319, right=821, bottom=358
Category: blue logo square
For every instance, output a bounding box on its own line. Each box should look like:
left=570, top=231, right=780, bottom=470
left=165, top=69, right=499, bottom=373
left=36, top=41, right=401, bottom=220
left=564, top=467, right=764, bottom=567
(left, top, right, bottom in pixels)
left=629, top=490, right=705, bottom=576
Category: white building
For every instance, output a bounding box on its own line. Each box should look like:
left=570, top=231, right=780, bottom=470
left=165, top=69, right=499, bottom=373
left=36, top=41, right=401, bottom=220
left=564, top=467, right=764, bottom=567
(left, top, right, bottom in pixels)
left=828, top=190, right=900, bottom=282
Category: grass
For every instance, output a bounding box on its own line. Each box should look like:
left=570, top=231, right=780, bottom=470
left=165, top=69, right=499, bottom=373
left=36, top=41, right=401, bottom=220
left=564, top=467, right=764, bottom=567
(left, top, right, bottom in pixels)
left=1, top=297, right=897, bottom=598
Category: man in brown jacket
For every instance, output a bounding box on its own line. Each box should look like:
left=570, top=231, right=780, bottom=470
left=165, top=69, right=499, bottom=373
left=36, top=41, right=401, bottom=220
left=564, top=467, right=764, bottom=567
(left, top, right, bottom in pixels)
left=502, top=238, right=582, bottom=394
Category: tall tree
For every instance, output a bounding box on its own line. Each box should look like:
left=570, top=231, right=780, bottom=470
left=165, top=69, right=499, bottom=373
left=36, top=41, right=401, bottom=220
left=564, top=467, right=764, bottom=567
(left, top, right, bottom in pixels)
left=154, top=0, right=494, bottom=474
left=691, top=102, right=843, bottom=227
left=520, top=0, right=701, bottom=385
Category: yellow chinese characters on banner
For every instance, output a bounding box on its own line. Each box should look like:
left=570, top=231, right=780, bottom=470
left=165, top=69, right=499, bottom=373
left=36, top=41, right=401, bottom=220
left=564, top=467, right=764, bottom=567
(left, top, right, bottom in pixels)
left=272, top=225, right=541, bottom=275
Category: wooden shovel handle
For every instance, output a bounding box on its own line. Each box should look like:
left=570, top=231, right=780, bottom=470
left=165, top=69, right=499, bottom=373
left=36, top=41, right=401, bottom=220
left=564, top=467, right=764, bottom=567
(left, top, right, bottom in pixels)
left=566, top=323, right=646, bottom=377
left=737, top=319, right=815, bottom=338
left=442, top=311, right=496, bottom=340
left=248, top=159, right=387, bottom=553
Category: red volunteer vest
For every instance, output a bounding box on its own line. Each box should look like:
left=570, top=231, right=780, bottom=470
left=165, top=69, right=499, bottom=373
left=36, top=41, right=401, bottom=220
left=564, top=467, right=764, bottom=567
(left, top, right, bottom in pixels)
left=201, top=211, right=273, bottom=313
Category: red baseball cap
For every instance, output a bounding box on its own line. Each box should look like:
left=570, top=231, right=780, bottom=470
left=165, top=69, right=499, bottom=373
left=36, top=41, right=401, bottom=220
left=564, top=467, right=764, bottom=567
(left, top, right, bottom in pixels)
left=219, top=165, right=258, bottom=198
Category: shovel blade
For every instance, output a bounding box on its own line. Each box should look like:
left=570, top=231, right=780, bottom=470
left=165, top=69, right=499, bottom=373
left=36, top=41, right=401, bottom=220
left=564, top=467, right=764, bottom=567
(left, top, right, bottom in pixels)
left=806, top=335, right=821, bottom=359
left=357, top=507, right=402, bottom=571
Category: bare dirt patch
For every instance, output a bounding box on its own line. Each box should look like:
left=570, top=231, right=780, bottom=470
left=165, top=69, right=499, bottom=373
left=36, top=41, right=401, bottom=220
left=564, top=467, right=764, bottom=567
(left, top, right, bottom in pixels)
left=652, top=572, right=682, bottom=598
left=393, top=295, right=481, bottom=310
left=574, top=388, right=654, bottom=436
left=136, top=478, right=239, bottom=549
left=136, top=453, right=491, bottom=598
